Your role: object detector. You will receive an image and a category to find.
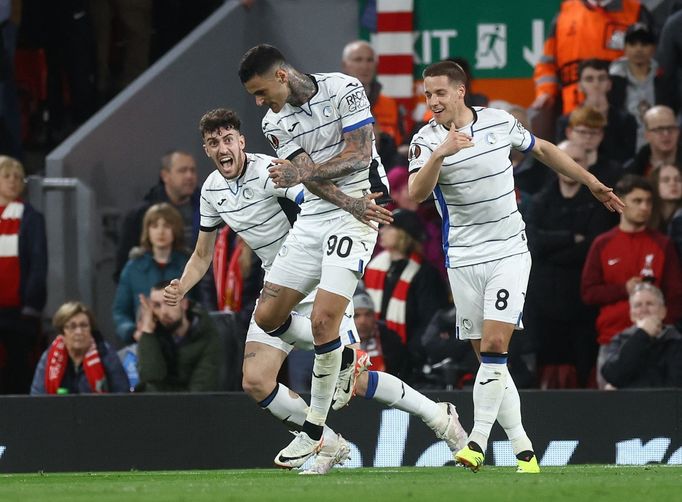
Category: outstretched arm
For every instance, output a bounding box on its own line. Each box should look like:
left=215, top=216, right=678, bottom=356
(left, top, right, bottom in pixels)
left=531, top=137, right=625, bottom=213
left=268, top=124, right=373, bottom=186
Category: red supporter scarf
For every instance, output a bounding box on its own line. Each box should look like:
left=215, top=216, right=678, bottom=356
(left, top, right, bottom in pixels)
left=45, top=336, right=107, bottom=394
left=213, top=226, right=244, bottom=312
left=364, top=251, right=422, bottom=344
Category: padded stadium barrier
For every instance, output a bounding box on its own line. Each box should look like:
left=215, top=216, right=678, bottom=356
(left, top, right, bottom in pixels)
left=0, top=390, right=680, bottom=472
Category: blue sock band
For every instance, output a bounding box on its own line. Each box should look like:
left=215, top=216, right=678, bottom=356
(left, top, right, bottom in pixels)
left=364, top=371, right=379, bottom=400
left=314, top=337, right=341, bottom=354
left=266, top=315, right=292, bottom=337
left=481, top=351, right=508, bottom=364
left=257, top=384, right=279, bottom=408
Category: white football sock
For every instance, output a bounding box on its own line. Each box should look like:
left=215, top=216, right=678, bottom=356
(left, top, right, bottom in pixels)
left=468, top=361, right=509, bottom=452
left=368, top=371, right=440, bottom=426
left=307, top=339, right=342, bottom=426
left=496, top=375, right=534, bottom=455
left=259, top=382, right=337, bottom=438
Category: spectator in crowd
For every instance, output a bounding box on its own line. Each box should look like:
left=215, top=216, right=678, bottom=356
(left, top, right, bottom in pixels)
left=0, top=0, right=21, bottom=159
left=656, top=7, right=682, bottom=113
left=89, top=0, right=153, bottom=101
left=115, top=150, right=199, bottom=281
left=565, top=106, right=624, bottom=189
left=113, top=203, right=190, bottom=345
left=525, top=140, right=615, bottom=388
left=625, top=105, right=682, bottom=177
left=0, top=155, right=47, bottom=394
left=601, top=283, right=682, bottom=388
left=581, top=175, right=682, bottom=388
left=353, top=289, right=386, bottom=373
left=557, top=59, right=638, bottom=164
left=609, top=23, right=663, bottom=150
left=341, top=40, right=403, bottom=165
left=532, top=0, right=652, bottom=115
left=136, top=280, right=220, bottom=392
left=363, top=209, right=450, bottom=383
left=30, top=301, right=129, bottom=394
left=649, top=163, right=682, bottom=259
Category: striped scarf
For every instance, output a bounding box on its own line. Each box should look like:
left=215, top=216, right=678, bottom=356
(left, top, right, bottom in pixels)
left=0, top=201, right=23, bottom=307
left=364, top=250, right=422, bottom=344
left=45, top=336, right=107, bottom=394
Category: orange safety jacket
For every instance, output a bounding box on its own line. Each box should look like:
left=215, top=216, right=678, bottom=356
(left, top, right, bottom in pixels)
left=534, top=0, right=649, bottom=113
left=372, top=93, right=402, bottom=146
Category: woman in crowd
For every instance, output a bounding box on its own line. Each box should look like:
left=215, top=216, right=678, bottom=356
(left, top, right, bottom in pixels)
left=113, top=203, right=189, bottom=344
left=649, top=163, right=682, bottom=259
left=31, top=301, right=129, bottom=394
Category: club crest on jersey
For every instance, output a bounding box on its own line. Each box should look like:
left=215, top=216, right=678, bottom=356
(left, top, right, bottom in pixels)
left=323, top=106, right=333, bottom=118
left=408, top=144, right=422, bottom=161
left=486, top=132, right=497, bottom=144
left=268, top=134, right=280, bottom=149
left=242, top=187, right=254, bottom=200
left=462, top=319, right=473, bottom=331
left=278, top=245, right=288, bottom=257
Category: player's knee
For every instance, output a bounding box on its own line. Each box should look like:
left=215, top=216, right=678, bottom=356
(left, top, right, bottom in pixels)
left=253, top=305, right=282, bottom=334
left=310, top=310, right=338, bottom=336
left=481, top=335, right=507, bottom=354
left=241, top=372, right=272, bottom=402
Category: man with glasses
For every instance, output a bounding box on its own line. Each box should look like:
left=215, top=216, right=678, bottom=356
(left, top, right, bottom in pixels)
left=626, top=105, right=682, bottom=176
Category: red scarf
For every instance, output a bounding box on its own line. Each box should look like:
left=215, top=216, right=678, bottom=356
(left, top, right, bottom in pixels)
left=213, top=226, right=244, bottom=312
left=45, top=336, right=107, bottom=394
left=364, top=251, right=422, bottom=344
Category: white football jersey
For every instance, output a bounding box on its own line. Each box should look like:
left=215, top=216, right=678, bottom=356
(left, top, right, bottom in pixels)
left=200, top=153, right=304, bottom=269
left=408, top=107, right=535, bottom=268
left=261, top=72, right=389, bottom=222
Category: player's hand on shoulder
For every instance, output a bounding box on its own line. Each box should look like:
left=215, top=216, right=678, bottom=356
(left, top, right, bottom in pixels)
left=163, top=279, right=184, bottom=306
left=350, top=192, right=393, bottom=229
left=268, top=158, right=307, bottom=188
left=438, top=127, right=474, bottom=157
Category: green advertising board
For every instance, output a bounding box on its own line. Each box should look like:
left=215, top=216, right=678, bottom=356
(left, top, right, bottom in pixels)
left=361, top=0, right=563, bottom=78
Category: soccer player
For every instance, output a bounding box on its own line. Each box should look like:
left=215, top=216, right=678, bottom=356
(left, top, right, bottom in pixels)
left=237, top=44, right=392, bottom=466
left=164, top=108, right=467, bottom=474
left=408, top=61, right=624, bottom=473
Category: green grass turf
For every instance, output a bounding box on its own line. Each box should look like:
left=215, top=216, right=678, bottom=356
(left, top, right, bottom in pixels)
left=0, top=466, right=679, bottom=502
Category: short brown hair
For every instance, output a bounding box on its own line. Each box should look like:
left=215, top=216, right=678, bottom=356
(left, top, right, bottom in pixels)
left=140, top=203, right=185, bottom=251
left=53, top=301, right=97, bottom=334
left=568, top=106, right=607, bottom=129
left=422, top=60, right=468, bottom=86
left=199, top=108, right=242, bottom=139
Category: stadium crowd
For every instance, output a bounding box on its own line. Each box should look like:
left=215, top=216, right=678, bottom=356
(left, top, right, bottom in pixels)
left=1, top=0, right=682, bottom=398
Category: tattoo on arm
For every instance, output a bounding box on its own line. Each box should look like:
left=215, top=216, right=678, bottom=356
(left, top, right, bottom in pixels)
left=244, top=352, right=256, bottom=360
left=306, top=179, right=367, bottom=221
left=296, top=125, right=372, bottom=183
left=261, top=283, right=281, bottom=299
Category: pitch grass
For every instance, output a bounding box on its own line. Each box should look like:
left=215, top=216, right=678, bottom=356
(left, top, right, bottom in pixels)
left=1, top=465, right=679, bottom=502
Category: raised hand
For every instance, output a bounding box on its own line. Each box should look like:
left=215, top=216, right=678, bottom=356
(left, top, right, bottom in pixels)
left=437, top=127, right=474, bottom=158
left=163, top=279, right=184, bottom=307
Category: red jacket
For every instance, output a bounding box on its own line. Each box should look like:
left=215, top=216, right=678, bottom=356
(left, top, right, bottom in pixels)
left=581, top=227, right=682, bottom=345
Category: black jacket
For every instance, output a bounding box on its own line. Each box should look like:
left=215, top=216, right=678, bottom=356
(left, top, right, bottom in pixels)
left=19, top=202, right=48, bottom=312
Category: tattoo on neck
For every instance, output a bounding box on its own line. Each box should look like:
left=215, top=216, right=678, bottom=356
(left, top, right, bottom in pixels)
left=287, top=71, right=316, bottom=107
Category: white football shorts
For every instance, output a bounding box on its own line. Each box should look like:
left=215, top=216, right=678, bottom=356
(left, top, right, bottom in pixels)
left=267, top=213, right=377, bottom=300
left=447, top=252, right=531, bottom=340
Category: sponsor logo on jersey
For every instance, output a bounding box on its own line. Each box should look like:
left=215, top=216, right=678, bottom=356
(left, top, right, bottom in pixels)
left=345, top=90, right=369, bottom=113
